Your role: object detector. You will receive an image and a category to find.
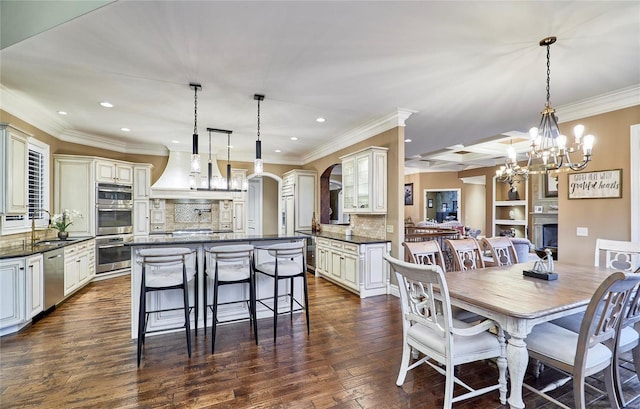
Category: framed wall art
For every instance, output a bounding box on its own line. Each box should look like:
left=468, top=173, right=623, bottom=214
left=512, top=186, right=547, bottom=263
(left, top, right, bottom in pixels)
left=544, top=173, right=558, bottom=197
left=404, top=183, right=413, bottom=206
left=568, top=169, right=622, bottom=199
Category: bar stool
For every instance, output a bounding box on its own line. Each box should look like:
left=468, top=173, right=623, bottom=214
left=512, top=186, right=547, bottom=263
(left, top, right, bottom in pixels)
left=136, top=247, right=197, bottom=367
left=254, top=241, right=309, bottom=342
left=204, top=244, right=257, bottom=353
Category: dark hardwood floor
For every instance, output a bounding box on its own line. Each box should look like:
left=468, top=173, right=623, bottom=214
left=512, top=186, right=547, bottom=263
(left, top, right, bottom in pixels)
left=1, top=273, right=638, bottom=408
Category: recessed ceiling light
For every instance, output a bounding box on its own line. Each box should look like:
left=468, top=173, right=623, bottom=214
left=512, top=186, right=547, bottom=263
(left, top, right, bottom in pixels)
left=290, top=137, right=298, bottom=141
left=100, top=101, right=114, bottom=108
left=316, top=117, right=326, bottom=123
left=58, top=111, right=67, bottom=115
left=275, top=149, right=281, bottom=153
left=121, top=127, right=131, bottom=132
left=171, top=140, right=180, bottom=144
left=405, top=138, right=412, bottom=143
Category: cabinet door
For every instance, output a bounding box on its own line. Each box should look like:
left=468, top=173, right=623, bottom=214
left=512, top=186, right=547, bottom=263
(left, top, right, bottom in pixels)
left=64, top=246, right=79, bottom=295
left=316, top=247, right=327, bottom=275
left=330, top=250, right=343, bottom=280
left=134, top=200, right=150, bottom=235
left=296, top=173, right=316, bottom=231
left=233, top=201, right=245, bottom=233
left=231, top=169, right=246, bottom=199
left=133, top=165, right=151, bottom=199
left=116, top=164, right=133, bottom=185
left=0, top=258, right=25, bottom=328
left=356, top=154, right=370, bottom=212
left=95, top=161, right=116, bottom=183
left=55, top=158, right=93, bottom=236
left=343, top=253, right=358, bottom=290
left=77, top=250, right=90, bottom=285
left=27, top=254, right=44, bottom=318
left=341, top=157, right=355, bottom=213
left=3, top=127, right=28, bottom=214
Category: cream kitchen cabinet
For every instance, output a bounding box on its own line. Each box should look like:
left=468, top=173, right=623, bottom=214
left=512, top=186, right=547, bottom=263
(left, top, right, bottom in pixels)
left=340, top=147, right=387, bottom=214
left=231, top=168, right=247, bottom=200
left=282, top=169, right=317, bottom=233
left=64, top=240, right=94, bottom=296
left=219, top=200, right=232, bottom=231
left=0, top=124, right=29, bottom=215
left=26, top=254, right=44, bottom=319
left=54, top=155, right=95, bottom=236
left=96, top=160, right=133, bottom=185
left=233, top=200, right=245, bottom=233
left=315, top=237, right=390, bottom=298
left=133, top=164, right=152, bottom=236
left=0, top=257, right=26, bottom=334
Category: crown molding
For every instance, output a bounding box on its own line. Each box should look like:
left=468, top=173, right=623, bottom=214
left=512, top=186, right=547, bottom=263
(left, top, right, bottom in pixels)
left=0, top=85, right=67, bottom=137
left=59, top=130, right=168, bottom=156
left=557, top=85, right=640, bottom=123
left=303, top=108, right=416, bottom=164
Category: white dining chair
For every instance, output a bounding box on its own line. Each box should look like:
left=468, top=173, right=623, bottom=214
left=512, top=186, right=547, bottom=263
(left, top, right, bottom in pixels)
left=595, top=238, right=640, bottom=272
left=385, top=254, right=507, bottom=407
left=481, top=236, right=518, bottom=266
left=445, top=238, right=485, bottom=271
left=524, top=271, right=640, bottom=409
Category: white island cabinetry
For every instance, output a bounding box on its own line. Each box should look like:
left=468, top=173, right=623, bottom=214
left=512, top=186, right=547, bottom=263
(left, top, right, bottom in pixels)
left=315, top=236, right=390, bottom=298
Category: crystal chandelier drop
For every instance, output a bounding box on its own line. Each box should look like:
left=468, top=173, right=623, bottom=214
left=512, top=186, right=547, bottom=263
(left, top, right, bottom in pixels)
left=496, top=140, right=527, bottom=186
left=524, top=36, right=595, bottom=174
left=254, top=94, right=265, bottom=176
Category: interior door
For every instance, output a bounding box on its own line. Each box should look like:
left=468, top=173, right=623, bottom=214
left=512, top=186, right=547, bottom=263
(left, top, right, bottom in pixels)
left=247, top=178, right=262, bottom=235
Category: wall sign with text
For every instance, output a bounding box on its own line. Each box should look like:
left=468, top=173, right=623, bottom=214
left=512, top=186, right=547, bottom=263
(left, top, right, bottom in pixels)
left=568, top=169, right=622, bottom=199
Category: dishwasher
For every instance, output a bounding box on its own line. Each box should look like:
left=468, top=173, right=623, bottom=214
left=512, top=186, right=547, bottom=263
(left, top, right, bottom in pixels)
left=44, top=247, right=65, bottom=312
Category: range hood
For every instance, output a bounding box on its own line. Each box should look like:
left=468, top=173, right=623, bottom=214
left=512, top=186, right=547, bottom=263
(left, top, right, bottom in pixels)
left=150, top=150, right=233, bottom=200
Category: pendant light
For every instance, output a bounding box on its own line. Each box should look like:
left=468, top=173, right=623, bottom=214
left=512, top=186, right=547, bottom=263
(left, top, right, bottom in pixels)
left=254, top=94, right=265, bottom=176
left=189, top=82, right=202, bottom=190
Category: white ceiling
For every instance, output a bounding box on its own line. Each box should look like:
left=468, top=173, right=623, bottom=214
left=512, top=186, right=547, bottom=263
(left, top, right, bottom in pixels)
left=1, top=1, right=639, bottom=173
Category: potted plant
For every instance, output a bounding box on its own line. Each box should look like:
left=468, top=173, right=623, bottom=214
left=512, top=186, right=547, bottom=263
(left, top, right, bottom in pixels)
left=51, top=209, right=82, bottom=240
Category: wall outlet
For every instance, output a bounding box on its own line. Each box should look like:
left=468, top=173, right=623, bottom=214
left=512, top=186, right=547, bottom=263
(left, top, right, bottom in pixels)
left=576, top=227, right=589, bottom=237
left=386, top=225, right=394, bottom=233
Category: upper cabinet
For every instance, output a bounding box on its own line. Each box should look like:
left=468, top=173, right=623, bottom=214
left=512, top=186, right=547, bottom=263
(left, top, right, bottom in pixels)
left=282, top=169, right=317, bottom=232
left=133, top=165, right=152, bottom=200
left=96, top=160, right=133, bottom=185
left=340, top=147, right=388, bottom=214
left=0, top=124, right=29, bottom=215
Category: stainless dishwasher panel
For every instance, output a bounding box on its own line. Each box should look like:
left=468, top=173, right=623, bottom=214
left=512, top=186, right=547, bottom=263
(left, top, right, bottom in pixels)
left=44, top=248, right=65, bottom=311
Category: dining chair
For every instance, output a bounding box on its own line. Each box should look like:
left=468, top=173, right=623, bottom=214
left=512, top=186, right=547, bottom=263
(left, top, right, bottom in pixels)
left=254, top=241, right=309, bottom=342
left=402, top=240, right=446, bottom=270
left=524, top=271, right=640, bottom=409
left=445, top=238, right=485, bottom=271
left=553, top=239, right=640, bottom=404
left=481, top=237, right=518, bottom=266
left=135, top=247, right=197, bottom=367
left=613, top=283, right=640, bottom=407
left=384, top=254, right=507, bottom=407
left=204, top=244, right=257, bottom=353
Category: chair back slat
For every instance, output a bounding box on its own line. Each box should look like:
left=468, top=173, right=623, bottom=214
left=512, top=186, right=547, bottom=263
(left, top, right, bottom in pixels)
left=402, top=240, right=446, bottom=272
left=206, top=244, right=254, bottom=263
left=594, top=238, right=640, bottom=272
left=482, top=237, right=518, bottom=266
left=445, top=238, right=485, bottom=271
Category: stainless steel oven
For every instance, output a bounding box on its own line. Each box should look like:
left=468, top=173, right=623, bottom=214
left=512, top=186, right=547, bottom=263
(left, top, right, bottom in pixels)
left=96, top=183, right=133, bottom=235
left=95, top=235, right=132, bottom=274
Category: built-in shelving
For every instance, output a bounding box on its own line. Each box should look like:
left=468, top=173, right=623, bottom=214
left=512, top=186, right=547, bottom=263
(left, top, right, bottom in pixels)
left=492, top=178, right=528, bottom=238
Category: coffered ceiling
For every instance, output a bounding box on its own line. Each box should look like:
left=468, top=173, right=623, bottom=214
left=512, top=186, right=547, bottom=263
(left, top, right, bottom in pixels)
left=1, top=1, right=638, bottom=173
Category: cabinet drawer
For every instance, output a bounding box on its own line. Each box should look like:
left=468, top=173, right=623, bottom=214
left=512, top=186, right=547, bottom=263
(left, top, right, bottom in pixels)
left=317, top=238, right=331, bottom=247
left=343, top=243, right=358, bottom=253
left=64, top=245, right=77, bottom=257
left=330, top=241, right=343, bottom=250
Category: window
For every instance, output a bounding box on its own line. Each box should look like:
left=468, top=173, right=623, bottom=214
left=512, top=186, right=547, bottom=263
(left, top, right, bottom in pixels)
left=1, top=138, right=50, bottom=234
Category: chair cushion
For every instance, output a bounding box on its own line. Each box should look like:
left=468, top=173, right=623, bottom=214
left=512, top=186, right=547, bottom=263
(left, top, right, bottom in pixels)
left=407, top=316, right=500, bottom=360
left=526, top=322, right=612, bottom=369
left=146, top=267, right=196, bottom=288
left=552, top=312, right=639, bottom=350
left=214, top=263, right=251, bottom=282
left=256, top=260, right=302, bottom=277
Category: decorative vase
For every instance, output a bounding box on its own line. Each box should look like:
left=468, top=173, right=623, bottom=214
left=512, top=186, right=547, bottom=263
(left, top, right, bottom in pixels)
left=508, top=186, right=519, bottom=201
left=57, top=231, right=69, bottom=240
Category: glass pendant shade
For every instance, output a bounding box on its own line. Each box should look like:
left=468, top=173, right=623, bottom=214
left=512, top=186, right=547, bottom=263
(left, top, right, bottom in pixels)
left=254, top=140, right=263, bottom=175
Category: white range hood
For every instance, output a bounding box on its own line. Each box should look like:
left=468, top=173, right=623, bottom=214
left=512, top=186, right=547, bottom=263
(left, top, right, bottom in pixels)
left=150, top=150, right=234, bottom=200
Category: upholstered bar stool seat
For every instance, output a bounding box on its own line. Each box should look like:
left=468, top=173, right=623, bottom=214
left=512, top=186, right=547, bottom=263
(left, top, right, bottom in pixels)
left=254, top=241, right=309, bottom=342
left=204, top=244, right=257, bottom=353
left=136, top=247, right=197, bottom=367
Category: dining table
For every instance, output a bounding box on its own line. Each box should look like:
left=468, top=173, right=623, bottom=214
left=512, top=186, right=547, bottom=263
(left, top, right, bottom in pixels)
left=443, top=260, right=615, bottom=409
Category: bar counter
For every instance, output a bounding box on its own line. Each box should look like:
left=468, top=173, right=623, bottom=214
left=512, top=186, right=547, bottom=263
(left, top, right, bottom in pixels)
left=127, top=233, right=310, bottom=339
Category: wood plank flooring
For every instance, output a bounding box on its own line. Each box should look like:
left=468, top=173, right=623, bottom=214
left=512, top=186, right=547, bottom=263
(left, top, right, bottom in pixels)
left=1, top=273, right=638, bottom=408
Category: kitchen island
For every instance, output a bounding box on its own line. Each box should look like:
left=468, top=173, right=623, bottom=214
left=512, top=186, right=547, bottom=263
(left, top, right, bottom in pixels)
left=127, top=233, right=309, bottom=339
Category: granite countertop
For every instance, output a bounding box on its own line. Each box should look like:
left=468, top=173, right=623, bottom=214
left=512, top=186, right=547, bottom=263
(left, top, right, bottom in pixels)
left=0, top=237, right=95, bottom=260
left=126, top=233, right=311, bottom=246
left=295, top=230, right=391, bottom=245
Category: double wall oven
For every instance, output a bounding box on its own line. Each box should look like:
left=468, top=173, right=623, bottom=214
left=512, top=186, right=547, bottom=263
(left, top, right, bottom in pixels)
left=95, top=183, right=133, bottom=274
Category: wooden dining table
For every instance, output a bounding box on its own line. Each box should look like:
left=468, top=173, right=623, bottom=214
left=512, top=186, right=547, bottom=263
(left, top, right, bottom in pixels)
left=444, top=261, right=614, bottom=409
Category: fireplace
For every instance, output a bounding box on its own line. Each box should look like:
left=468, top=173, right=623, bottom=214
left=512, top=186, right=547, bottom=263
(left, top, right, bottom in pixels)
left=541, top=223, right=558, bottom=259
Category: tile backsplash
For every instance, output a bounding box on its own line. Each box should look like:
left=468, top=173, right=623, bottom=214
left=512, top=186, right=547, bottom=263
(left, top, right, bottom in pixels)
left=321, top=214, right=386, bottom=239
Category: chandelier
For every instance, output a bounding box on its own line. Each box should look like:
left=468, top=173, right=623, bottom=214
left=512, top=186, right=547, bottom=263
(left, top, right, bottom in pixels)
left=497, top=36, right=595, bottom=183
left=254, top=94, right=265, bottom=176
left=197, top=128, right=247, bottom=191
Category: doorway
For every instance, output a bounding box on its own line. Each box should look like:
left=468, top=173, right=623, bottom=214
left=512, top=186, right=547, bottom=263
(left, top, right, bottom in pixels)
left=247, top=172, right=283, bottom=235
left=424, top=189, right=461, bottom=222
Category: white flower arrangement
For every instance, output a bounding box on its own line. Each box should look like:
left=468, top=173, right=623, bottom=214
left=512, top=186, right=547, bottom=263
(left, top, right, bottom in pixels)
left=51, top=209, right=82, bottom=232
